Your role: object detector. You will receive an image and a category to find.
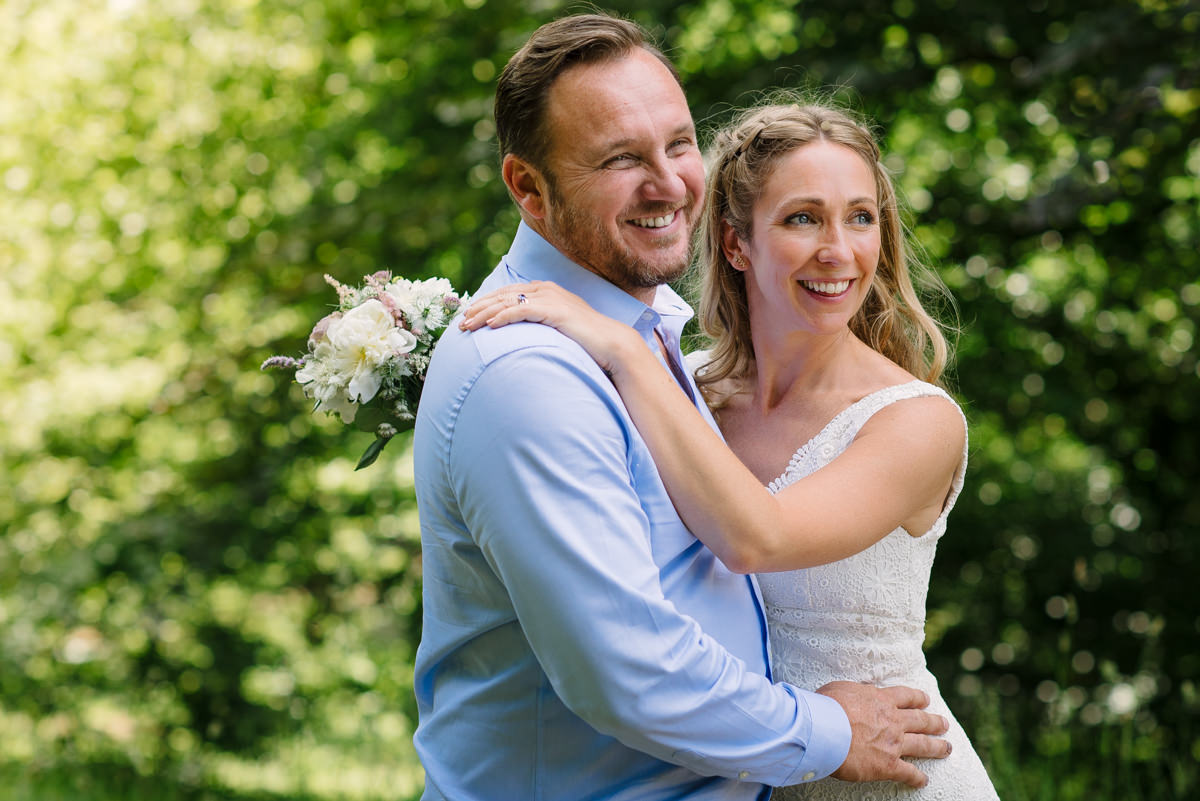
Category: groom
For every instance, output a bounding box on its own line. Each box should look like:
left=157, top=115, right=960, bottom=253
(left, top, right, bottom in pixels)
left=412, top=13, right=949, bottom=800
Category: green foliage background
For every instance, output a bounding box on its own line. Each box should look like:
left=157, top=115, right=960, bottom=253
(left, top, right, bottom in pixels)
left=2, top=0, right=1198, bottom=798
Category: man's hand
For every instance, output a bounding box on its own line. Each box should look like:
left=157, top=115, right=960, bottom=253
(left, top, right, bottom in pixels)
left=818, top=681, right=951, bottom=789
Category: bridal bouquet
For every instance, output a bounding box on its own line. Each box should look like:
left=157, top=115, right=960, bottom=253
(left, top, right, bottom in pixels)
left=263, top=271, right=465, bottom=469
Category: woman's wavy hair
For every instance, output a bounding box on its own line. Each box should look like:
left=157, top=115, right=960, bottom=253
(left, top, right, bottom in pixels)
left=694, top=97, right=956, bottom=403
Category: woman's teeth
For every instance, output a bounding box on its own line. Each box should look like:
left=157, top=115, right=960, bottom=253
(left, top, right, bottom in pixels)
left=801, top=279, right=851, bottom=295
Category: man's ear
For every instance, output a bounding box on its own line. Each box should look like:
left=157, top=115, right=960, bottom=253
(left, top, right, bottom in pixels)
left=502, top=153, right=548, bottom=220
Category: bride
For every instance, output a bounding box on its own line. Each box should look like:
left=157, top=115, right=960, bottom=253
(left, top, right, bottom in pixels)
left=462, top=101, right=1000, bottom=799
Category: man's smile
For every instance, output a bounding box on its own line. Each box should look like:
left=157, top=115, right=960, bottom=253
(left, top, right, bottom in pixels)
left=630, top=211, right=679, bottom=229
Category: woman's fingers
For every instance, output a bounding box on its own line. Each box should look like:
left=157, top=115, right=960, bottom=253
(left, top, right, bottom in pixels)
left=459, top=297, right=504, bottom=330
left=482, top=302, right=560, bottom=330
left=460, top=282, right=580, bottom=329
left=459, top=288, right=529, bottom=330
left=459, top=282, right=571, bottom=331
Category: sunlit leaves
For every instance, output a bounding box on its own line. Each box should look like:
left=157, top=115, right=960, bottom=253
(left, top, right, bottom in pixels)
left=3, top=0, right=1199, bottom=797
left=0, top=0, right=435, bottom=790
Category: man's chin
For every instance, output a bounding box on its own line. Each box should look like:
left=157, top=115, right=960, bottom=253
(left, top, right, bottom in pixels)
left=622, top=257, right=690, bottom=289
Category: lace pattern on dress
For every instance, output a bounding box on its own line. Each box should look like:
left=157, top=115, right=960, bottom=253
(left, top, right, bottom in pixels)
left=757, top=381, right=999, bottom=800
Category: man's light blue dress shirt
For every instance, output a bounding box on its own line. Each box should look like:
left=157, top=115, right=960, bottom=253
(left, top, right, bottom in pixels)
left=412, top=223, right=851, bottom=800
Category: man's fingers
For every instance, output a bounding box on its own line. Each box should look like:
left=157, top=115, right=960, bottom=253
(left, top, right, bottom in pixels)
left=898, top=708, right=949, bottom=735
left=886, top=759, right=929, bottom=790
left=880, top=685, right=930, bottom=709
left=901, top=732, right=952, bottom=760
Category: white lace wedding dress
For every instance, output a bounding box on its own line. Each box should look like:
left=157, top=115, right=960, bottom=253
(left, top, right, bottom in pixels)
left=758, top=380, right=1000, bottom=800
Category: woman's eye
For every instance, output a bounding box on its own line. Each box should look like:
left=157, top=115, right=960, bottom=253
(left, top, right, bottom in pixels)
left=852, top=211, right=875, bottom=225
left=788, top=212, right=814, bottom=225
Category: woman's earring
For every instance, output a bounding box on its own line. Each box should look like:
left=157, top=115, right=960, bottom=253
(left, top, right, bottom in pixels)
left=733, top=255, right=747, bottom=270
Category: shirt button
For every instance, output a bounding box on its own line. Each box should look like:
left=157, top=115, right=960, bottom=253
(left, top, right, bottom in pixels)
left=802, top=771, right=816, bottom=781
left=737, top=771, right=750, bottom=780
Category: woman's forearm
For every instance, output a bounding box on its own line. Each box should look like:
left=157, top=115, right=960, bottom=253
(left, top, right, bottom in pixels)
left=605, top=343, right=791, bottom=573
left=459, top=280, right=936, bottom=571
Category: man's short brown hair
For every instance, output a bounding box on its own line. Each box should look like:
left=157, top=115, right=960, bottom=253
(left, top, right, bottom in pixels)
left=494, top=13, right=680, bottom=171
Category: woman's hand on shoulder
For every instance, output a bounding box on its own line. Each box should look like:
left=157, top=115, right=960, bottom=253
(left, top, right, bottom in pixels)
left=459, top=281, right=642, bottom=375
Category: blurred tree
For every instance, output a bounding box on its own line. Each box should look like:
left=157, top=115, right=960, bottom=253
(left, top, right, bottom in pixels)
left=0, top=0, right=1196, bottom=798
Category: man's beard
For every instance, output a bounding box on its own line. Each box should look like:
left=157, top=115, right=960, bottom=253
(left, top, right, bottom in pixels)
left=544, top=186, right=693, bottom=292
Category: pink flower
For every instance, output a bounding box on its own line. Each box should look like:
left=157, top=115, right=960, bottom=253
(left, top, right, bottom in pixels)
left=261, top=355, right=304, bottom=371
left=308, top=311, right=342, bottom=349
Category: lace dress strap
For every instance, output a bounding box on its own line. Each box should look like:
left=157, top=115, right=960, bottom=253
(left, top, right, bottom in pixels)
left=768, top=380, right=969, bottom=532
left=863, top=381, right=968, bottom=523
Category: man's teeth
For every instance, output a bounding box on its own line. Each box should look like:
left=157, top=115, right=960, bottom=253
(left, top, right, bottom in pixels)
left=801, top=279, right=851, bottom=294
left=631, top=212, right=675, bottom=229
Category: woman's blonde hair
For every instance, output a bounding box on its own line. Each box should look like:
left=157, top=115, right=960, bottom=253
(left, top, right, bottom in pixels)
left=695, top=99, right=955, bottom=402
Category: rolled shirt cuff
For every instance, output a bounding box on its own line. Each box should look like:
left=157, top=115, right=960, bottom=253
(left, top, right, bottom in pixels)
left=784, top=690, right=852, bottom=784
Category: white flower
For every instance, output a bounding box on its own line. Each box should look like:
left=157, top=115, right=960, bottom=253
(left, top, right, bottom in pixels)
left=384, top=277, right=455, bottom=335
left=264, top=269, right=466, bottom=470
left=296, top=355, right=361, bottom=423
left=296, top=299, right=417, bottom=421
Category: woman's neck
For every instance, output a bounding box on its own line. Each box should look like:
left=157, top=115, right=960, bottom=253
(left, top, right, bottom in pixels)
left=745, top=326, right=862, bottom=412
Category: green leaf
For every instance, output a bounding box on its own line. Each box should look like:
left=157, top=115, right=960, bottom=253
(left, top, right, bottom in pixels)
left=354, top=436, right=389, bottom=470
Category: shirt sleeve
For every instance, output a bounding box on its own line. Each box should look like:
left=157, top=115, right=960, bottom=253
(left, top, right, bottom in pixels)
left=449, top=338, right=851, bottom=785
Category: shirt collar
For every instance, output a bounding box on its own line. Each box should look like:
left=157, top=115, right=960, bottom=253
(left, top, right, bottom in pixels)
left=501, top=222, right=694, bottom=340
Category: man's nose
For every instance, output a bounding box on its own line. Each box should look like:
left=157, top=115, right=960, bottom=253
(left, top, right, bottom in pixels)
left=641, top=156, right=687, bottom=201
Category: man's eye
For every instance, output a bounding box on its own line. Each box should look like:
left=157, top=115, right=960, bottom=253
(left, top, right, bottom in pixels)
left=606, top=155, right=637, bottom=168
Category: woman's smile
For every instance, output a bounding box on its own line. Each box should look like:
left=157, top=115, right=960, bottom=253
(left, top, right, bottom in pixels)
left=798, top=278, right=855, bottom=299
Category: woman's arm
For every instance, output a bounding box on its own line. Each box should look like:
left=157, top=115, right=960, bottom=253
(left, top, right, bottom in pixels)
left=460, top=281, right=965, bottom=573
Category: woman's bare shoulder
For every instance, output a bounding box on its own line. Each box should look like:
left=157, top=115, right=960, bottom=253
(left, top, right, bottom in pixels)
left=858, top=389, right=966, bottom=463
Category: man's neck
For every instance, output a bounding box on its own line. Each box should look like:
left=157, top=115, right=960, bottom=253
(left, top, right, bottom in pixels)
left=523, top=216, right=661, bottom=306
